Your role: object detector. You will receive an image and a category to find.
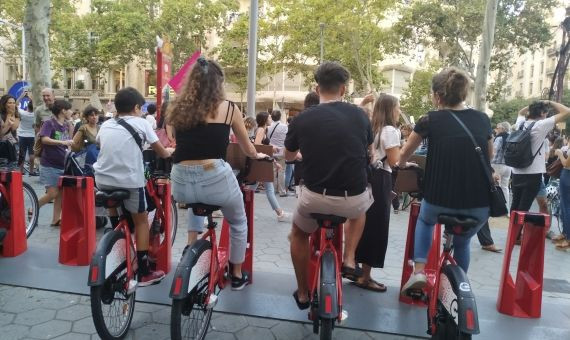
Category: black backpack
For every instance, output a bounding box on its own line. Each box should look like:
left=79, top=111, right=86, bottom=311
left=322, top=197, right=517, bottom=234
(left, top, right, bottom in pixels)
left=504, top=121, right=543, bottom=168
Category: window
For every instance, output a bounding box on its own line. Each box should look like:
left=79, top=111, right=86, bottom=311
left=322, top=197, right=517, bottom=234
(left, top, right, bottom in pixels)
left=530, top=66, right=534, bottom=77
left=540, top=61, right=544, bottom=74
left=539, top=80, right=543, bottom=91
left=529, top=82, right=533, bottom=96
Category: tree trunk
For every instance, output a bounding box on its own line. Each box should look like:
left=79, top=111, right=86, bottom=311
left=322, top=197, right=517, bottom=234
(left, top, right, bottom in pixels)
left=473, top=0, right=498, bottom=112
left=24, top=0, right=51, bottom=106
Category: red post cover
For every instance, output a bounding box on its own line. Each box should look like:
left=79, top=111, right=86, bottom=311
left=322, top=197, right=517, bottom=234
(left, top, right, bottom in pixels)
left=497, top=211, right=549, bottom=318
left=58, top=176, right=95, bottom=266
left=0, top=171, right=27, bottom=257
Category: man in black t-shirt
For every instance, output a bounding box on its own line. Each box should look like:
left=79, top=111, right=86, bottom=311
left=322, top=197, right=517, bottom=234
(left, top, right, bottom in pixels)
left=284, top=62, right=374, bottom=309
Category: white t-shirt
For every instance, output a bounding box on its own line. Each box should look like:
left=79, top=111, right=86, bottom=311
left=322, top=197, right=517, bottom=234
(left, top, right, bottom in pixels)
left=17, top=109, right=35, bottom=138
left=94, top=116, right=159, bottom=188
left=512, top=116, right=555, bottom=174
left=373, top=125, right=401, bottom=173
left=268, top=121, right=288, bottom=157
left=146, top=114, right=157, bottom=130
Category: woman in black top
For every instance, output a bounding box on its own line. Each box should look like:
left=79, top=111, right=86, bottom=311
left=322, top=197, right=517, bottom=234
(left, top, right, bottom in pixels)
left=166, top=58, right=266, bottom=290
left=399, top=67, right=492, bottom=295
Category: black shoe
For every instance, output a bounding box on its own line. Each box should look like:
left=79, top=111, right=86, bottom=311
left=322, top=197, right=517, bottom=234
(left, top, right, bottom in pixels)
left=231, top=271, right=250, bottom=291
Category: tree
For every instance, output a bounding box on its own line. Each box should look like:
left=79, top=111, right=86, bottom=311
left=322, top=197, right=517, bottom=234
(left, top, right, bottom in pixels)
left=263, top=0, right=397, bottom=93
left=24, top=0, right=51, bottom=106
left=394, top=0, right=557, bottom=83
left=400, top=62, right=441, bottom=120
left=156, top=0, right=239, bottom=72
left=215, top=13, right=267, bottom=110
left=489, top=97, right=532, bottom=125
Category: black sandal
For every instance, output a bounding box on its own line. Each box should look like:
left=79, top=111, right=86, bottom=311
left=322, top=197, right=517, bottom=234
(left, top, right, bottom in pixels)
left=293, top=290, right=310, bottom=310
left=341, top=264, right=363, bottom=282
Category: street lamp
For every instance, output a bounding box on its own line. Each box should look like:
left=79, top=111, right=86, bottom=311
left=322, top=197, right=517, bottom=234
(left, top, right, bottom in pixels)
left=319, top=23, right=325, bottom=64
left=0, top=18, right=26, bottom=81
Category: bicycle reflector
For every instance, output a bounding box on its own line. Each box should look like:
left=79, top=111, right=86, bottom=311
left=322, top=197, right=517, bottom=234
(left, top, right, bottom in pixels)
left=465, top=308, right=475, bottom=330
left=325, top=295, right=332, bottom=314
left=173, top=276, right=183, bottom=296
left=90, top=265, right=99, bottom=282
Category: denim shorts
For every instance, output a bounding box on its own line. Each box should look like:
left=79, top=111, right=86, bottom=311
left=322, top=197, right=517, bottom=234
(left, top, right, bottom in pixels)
left=40, top=165, right=63, bottom=188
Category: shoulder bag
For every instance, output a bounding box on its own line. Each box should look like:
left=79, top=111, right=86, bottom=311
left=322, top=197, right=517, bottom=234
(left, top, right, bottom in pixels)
left=449, top=111, right=507, bottom=217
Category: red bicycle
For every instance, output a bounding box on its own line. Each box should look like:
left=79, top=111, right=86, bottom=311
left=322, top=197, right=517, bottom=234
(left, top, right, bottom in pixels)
left=169, top=157, right=267, bottom=340
left=402, top=204, right=481, bottom=340
left=306, top=213, right=346, bottom=340
left=88, top=151, right=177, bottom=340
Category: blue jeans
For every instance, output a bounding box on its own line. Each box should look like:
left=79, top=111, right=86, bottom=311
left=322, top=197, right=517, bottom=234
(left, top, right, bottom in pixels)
left=285, top=163, right=294, bottom=188
left=414, top=200, right=490, bottom=272
left=560, top=169, right=570, bottom=237
left=249, top=182, right=281, bottom=211
left=170, top=160, right=247, bottom=264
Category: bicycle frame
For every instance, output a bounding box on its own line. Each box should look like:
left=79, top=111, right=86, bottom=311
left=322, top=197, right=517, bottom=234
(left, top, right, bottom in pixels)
left=308, top=225, right=344, bottom=322
left=200, top=217, right=225, bottom=305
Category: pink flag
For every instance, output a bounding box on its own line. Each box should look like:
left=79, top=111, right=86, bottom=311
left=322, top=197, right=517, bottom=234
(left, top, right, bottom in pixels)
left=168, top=50, right=201, bottom=94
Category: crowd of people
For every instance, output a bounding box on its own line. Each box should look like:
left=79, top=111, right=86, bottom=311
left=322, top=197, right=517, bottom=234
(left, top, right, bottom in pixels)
left=1, top=56, right=568, bottom=298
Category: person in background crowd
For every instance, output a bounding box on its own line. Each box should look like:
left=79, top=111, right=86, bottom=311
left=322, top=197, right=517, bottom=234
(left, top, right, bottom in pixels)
left=146, top=103, right=157, bottom=130
left=244, top=117, right=256, bottom=141
left=71, top=109, right=81, bottom=125
left=157, top=101, right=175, bottom=146
left=267, top=110, right=290, bottom=197
left=16, top=91, right=37, bottom=175
left=476, top=121, right=513, bottom=253
left=546, top=136, right=564, bottom=240
left=37, top=99, right=73, bottom=227
left=354, top=94, right=401, bottom=293
left=511, top=101, right=570, bottom=246
left=34, top=88, right=55, bottom=128
left=0, top=95, right=21, bottom=157
left=167, top=58, right=267, bottom=290
left=255, top=111, right=290, bottom=221
left=400, top=67, right=492, bottom=295
left=71, top=105, right=99, bottom=152
left=285, top=62, right=374, bottom=309
left=554, top=138, right=570, bottom=251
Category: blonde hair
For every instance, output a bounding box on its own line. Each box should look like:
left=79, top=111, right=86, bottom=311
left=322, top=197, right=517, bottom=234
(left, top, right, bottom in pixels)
left=371, top=94, right=399, bottom=136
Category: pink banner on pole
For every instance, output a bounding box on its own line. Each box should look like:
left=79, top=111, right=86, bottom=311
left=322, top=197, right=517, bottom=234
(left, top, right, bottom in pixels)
left=168, top=50, right=201, bottom=94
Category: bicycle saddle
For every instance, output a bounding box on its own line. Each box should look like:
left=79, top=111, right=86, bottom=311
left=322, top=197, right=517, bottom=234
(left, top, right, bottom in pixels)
left=95, top=190, right=130, bottom=208
left=438, top=214, right=479, bottom=235
left=310, top=213, right=347, bottom=229
left=189, top=203, right=221, bottom=217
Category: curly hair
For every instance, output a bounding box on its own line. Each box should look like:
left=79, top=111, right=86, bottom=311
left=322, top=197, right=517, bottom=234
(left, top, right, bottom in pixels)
left=166, top=58, right=225, bottom=130
left=0, top=95, right=17, bottom=120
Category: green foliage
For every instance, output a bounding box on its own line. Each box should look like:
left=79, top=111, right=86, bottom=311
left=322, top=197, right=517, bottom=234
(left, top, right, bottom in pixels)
left=394, top=0, right=557, bottom=79
left=399, top=61, right=442, bottom=120
left=262, top=0, right=397, bottom=93
left=489, top=97, right=532, bottom=125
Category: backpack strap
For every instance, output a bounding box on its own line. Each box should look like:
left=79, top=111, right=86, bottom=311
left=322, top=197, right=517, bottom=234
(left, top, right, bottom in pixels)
left=116, top=118, right=143, bottom=152
left=269, top=122, right=280, bottom=140
left=526, top=121, right=545, bottom=161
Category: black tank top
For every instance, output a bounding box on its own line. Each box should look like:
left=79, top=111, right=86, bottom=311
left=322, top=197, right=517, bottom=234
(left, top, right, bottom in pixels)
left=173, top=102, right=235, bottom=162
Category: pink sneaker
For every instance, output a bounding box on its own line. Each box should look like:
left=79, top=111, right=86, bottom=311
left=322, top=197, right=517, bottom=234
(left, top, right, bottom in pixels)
left=138, top=269, right=165, bottom=287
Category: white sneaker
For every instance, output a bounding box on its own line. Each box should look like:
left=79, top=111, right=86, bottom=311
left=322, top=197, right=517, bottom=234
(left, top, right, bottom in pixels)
left=401, top=271, right=427, bottom=296
left=277, top=211, right=291, bottom=222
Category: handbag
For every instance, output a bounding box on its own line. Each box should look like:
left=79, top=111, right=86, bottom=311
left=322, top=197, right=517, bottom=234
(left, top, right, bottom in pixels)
left=394, top=166, right=424, bottom=194
left=33, top=133, right=43, bottom=157
left=449, top=111, right=507, bottom=217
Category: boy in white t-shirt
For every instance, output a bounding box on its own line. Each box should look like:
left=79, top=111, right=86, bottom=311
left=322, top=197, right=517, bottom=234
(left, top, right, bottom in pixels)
left=511, top=101, right=570, bottom=213
left=94, top=87, right=173, bottom=286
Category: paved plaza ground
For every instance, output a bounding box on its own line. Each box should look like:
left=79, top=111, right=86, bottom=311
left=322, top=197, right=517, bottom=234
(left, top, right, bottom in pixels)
left=0, top=176, right=569, bottom=339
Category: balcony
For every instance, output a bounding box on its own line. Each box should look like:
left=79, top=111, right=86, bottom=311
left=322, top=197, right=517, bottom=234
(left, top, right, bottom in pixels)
left=546, top=67, right=556, bottom=76
left=516, top=70, right=524, bottom=79
left=54, top=89, right=105, bottom=98
left=547, top=47, right=558, bottom=57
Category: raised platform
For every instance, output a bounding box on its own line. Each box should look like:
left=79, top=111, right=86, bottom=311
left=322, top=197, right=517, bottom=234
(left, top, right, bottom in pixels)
left=1, top=246, right=569, bottom=339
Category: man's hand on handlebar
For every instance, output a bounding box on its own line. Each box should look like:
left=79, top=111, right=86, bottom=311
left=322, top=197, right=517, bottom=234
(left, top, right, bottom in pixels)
left=255, top=152, right=270, bottom=160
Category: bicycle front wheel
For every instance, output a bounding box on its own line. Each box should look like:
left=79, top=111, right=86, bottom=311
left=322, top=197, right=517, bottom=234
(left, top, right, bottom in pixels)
left=90, top=233, right=135, bottom=339
left=23, top=182, right=39, bottom=238
left=320, top=318, right=333, bottom=340
left=171, top=239, right=213, bottom=340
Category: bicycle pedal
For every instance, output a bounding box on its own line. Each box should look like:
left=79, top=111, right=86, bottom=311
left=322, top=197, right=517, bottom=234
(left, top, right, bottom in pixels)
left=127, top=279, right=138, bottom=295
left=206, top=294, right=218, bottom=309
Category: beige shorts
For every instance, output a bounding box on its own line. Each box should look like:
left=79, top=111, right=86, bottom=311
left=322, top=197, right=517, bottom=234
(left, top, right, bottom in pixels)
left=293, top=185, right=374, bottom=234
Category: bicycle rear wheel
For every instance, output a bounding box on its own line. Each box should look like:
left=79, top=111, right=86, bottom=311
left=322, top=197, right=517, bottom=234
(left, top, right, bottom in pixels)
left=170, top=240, right=213, bottom=340
left=319, top=318, right=333, bottom=340
left=23, top=182, right=39, bottom=238
left=90, top=232, right=135, bottom=339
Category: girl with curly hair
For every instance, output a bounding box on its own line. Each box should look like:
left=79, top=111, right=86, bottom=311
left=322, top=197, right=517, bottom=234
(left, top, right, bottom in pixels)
left=167, top=57, right=267, bottom=290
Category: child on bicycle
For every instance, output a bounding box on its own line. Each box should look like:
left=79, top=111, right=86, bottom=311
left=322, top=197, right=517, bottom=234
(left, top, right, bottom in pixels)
left=94, top=87, right=173, bottom=286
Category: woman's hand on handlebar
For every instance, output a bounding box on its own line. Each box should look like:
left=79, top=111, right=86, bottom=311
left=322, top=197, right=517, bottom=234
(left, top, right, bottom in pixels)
left=255, top=152, right=270, bottom=160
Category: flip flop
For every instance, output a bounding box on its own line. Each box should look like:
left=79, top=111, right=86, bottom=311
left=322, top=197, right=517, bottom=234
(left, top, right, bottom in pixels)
left=482, top=245, right=502, bottom=253
left=292, top=290, right=310, bottom=310
left=341, top=264, right=363, bottom=282
left=353, top=279, right=387, bottom=293
left=50, top=220, right=61, bottom=227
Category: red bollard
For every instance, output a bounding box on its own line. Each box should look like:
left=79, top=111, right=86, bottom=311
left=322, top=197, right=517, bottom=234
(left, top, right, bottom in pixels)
left=149, top=181, right=172, bottom=274
left=399, top=202, right=441, bottom=306
left=497, top=211, right=549, bottom=318
left=0, top=171, right=27, bottom=257
left=58, top=176, right=96, bottom=266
